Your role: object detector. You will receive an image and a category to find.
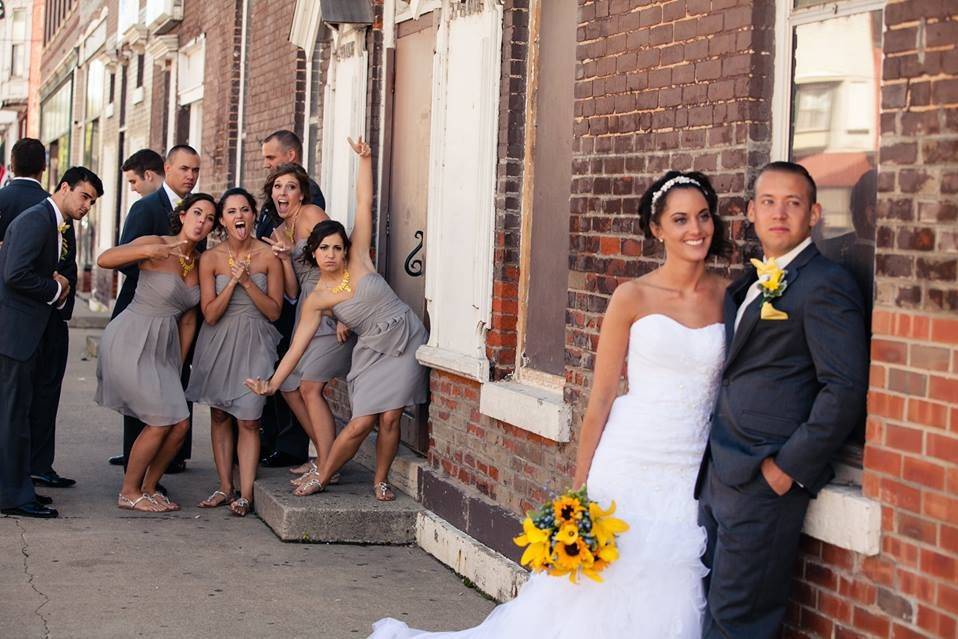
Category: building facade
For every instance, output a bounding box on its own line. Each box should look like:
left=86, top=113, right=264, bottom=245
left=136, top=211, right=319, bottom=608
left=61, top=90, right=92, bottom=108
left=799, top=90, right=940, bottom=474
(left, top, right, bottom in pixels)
left=17, top=0, right=958, bottom=635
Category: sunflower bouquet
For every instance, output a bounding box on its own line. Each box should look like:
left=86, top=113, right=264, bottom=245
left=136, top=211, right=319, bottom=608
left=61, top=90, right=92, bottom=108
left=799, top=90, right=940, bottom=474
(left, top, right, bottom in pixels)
left=513, top=486, right=628, bottom=583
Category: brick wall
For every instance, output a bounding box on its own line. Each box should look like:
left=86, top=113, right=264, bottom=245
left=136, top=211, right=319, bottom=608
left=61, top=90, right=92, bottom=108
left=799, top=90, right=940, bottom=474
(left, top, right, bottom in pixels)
left=787, top=3, right=958, bottom=638
left=239, top=0, right=302, bottom=192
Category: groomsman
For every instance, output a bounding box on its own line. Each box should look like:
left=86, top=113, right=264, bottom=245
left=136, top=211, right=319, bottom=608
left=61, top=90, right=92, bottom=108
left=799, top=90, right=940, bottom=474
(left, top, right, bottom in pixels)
left=0, top=166, right=102, bottom=517
left=0, top=138, right=78, bottom=489
left=121, top=148, right=165, bottom=197
left=257, top=130, right=326, bottom=467
left=107, top=145, right=200, bottom=472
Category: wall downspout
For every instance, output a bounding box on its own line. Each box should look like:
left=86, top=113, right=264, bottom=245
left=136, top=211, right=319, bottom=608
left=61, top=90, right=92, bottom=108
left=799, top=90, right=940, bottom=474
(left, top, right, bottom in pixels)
left=234, top=0, right=250, bottom=186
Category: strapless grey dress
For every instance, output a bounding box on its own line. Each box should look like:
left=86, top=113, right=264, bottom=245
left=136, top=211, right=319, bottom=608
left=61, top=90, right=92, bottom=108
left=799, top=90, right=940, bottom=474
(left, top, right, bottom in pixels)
left=279, top=239, right=355, bottom=392
left=333, top=273, right=428, bottom=417
left=95, top=270, right=200, bottom=426
left=186, top=273, right=281, bottom=420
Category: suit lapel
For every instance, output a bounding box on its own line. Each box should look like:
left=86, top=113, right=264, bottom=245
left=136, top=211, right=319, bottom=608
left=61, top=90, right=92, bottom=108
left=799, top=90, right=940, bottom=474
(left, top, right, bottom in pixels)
left=158, top=188, right=173, bottom=212
left=723, top=270, right=755, bottom=352
left=43, top=200, right=59, bottom=264
left=723, top=242, right=820, bottom=371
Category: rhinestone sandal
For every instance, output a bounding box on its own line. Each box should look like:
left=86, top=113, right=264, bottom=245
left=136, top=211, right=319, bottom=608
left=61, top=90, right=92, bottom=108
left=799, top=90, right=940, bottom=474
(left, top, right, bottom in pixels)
left=374, top=482, right=396, bottom=502
left=228, top=497, right=251, bottom=517
left=198, top=489, right=233, bottom=508
left=117, top=493, right=160, bottom=512
left=151, top=492, right=180, bottom=511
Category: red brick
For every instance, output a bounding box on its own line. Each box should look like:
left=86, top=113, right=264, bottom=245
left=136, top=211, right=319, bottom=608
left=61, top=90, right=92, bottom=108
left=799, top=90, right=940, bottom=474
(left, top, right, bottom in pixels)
left=923, top=490, right=958, bottom=526
left=902, top=456, right=946, bottom=490
left=865, top=445, right=903, bottom=477
left=927, top=433, right=958, bottom=465
left=853, top=606, right=891, bottom=637
left=931, top=318, right=958, bottom=344
left=840, top=576, right=878, bottom=606
left=897, top=568, right=937, bottom=605
left=884, top=424, right=925, bottom=454
left=819, top=590, right=853, bottom=624
left=942, top=524, right=958, bottom=554
left=879, top=477, right=923, bottom=513
left=909, top=344, right=952, bottom=372
left=869, top=392, right=907, bottom=420
left=917, top=603, right=958, bottom=637
left=928, top=375, right=958, bottom=403
left=897, top=511, right=939, bottom=544
left=872, top=339, right=908, bottom=364
left=907, top=399, right=949, bottom=429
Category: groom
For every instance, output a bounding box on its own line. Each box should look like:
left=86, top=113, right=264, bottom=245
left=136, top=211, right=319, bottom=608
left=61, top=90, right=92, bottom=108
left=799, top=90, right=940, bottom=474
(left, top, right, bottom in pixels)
left=696, top=161, right=869, bottom=638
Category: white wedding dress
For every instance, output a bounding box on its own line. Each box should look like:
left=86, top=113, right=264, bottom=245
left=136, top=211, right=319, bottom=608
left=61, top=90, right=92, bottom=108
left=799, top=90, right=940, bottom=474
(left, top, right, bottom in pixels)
left=370, top=314, right=724, bottom=638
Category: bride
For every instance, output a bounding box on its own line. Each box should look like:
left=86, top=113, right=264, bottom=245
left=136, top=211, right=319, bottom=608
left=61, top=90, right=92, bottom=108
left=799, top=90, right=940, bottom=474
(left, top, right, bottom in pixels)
left=370, top=170, right=731, bottom=638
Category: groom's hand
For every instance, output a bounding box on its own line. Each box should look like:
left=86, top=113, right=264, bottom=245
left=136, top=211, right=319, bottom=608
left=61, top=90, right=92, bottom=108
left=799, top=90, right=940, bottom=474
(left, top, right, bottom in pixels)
left=761, top=457, right=793, bottom=496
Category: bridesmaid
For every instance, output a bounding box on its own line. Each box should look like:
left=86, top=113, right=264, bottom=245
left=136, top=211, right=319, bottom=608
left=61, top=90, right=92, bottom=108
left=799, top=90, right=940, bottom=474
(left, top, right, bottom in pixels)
left=247, top=138, right=428, bottom=501
left=186, top=188, right=283, bottom=516
left=95, top=194, right=216, bottom=512
left=261, top=163, right=354, bottom=485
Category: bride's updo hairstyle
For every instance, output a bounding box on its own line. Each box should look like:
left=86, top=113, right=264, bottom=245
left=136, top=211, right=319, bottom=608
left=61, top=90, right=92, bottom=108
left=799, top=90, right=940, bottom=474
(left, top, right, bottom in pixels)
left=300, top=219, right=351, bottom=268
left=638, top=171, right=728, bottom=257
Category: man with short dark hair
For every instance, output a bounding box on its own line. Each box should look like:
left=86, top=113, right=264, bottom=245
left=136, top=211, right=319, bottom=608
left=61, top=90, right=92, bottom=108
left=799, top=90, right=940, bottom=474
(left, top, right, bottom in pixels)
left=0, top=139, right=83, bottom=490
left=257, top=129, right=326, bottom=238
left=107, top=145, right=200, bottom=471
left=0, top=166, right=102, bottom=517
left=256, top=130, right=325, bottom=467
left=697, top=161, right=869, bottom=638
left=121, top=148, right=165, bottom=197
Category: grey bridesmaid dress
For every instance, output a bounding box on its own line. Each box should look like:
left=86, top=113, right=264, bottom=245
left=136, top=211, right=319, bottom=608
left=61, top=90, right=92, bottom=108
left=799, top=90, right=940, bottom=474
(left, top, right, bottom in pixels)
left=95, top=270, right=200, bottom=426
left=333, top=273, right=428, bottom=417
left=186, top=273, right=281, bottom=420
left=279, top=239, right=355, bottom=392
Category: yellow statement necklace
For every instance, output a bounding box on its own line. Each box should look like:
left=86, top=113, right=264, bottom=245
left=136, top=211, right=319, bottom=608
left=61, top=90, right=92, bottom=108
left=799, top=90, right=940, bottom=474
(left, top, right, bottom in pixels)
left=322, top=270, right=352, bottom=294
left=227, top=244, right=252, bottom=269
left=178, top=253, right=195, bottom=278
left=283, top=207, right=301, bottom=244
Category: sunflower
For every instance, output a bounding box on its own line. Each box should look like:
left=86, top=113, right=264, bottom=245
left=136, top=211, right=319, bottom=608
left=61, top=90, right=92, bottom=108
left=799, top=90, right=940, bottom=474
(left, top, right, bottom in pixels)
left=553, top=495, right=585, bottom=525
left=550, top=537, right=595, bottom=583
left=589, top=500, right=629, bottom=547
left=513, top=516, right=552, bottom=571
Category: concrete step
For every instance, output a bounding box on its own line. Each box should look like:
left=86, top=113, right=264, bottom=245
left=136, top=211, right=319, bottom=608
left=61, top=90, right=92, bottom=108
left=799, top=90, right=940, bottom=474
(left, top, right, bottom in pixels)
left=254, top=462, right=421, bottom=544
left=69, top=313, right=109, bottom=329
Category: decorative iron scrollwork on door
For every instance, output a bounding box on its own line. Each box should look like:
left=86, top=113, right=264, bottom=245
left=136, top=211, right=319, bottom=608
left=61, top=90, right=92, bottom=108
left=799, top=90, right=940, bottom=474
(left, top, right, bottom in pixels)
left=404, top=230, right=425, bottom=277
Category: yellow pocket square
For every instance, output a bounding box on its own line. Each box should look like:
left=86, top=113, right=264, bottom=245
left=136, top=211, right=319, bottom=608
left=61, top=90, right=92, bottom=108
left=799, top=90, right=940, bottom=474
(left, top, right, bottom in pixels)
left=760, top=301, right=788, bottom=320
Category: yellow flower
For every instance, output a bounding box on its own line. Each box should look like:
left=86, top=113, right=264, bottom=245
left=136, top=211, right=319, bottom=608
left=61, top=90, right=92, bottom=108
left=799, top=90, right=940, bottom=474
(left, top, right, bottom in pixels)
left=750, top=258, right=788, bottom=296
left=555, top=523, right=579, bottom=545
left=553, top=495, right=585, bottom=524
left=513, top=517, right=551, bottom=571
left=589, top=500, right=630, bottom=547
left=550, top=538, right=594, bottom=583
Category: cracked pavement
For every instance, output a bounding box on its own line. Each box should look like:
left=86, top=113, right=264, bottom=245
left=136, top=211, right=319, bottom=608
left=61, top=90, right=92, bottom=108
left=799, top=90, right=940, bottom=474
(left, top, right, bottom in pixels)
left=0, top=329, right=494, bottom=638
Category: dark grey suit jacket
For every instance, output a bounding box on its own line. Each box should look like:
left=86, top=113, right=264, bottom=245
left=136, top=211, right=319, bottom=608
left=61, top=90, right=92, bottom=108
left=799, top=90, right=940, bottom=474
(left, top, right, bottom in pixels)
left=112, top=188, right=174, bottom=318
left=0, top=179, right=77, bottom=321
left=0, top=200, right=61, bottom=361
left=697, top=243, right=869, bottom=496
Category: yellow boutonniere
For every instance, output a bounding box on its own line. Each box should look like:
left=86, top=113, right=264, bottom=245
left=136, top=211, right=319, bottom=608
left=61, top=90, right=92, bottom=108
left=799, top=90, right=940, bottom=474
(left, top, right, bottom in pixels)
left=57, top=223, right=69, bottom=261
left=750, top=258, right=789, bottom=320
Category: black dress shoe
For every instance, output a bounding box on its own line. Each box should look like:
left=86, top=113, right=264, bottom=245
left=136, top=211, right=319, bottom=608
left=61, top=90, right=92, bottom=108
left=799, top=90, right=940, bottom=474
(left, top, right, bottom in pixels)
left=260, top=451, right=307, bottom=468
left=165, top=460, right=187, bottom=474
left=108, top=454, right=126, bottom=466
left=35, top=494, right=53, bottom=505
left=1, top=501, right=59, bottom=518
left=31, top=471, right=76, bottom=488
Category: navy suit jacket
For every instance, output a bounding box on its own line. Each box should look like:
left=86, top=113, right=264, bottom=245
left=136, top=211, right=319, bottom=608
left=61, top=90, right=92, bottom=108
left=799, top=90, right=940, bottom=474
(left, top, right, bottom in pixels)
left=696, top=243, right=869, bottom=496
left=0, top=200, right=62, bottom=361
left=0, top=179, right=76, bottom=321
left=112, top=188, right=174, bottom=318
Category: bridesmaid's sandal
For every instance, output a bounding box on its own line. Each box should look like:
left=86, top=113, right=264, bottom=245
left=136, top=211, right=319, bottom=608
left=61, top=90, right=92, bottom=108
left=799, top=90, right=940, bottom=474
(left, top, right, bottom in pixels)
left=291, top=470, right=339, bottom=487
left=288, top=460, right=317, bottom=475
left=374, top=482, right=396, bottom=502
left=151, top=493, right=180, bottom=512
left=197, top=490, right=233, bottom=508
left=118, top=493, right=161, bottom=512
left=228, top=498, right=251, bottom=517
left=292, top=474, right=326, bottom=496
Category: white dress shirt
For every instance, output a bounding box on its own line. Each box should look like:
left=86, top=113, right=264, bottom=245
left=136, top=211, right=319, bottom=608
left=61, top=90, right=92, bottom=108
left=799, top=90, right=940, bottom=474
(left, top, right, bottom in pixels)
left=47, top=197, right=68, bottom=309
left=162, top=181, right=186, bottom=210
left=734, top=236, right=812, bottom=332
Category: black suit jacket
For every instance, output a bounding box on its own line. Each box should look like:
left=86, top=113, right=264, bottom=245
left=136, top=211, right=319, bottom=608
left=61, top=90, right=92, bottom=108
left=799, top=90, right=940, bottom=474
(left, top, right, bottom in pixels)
left=698, top=243, right=869, bottom=496
left=112, top=188, right=174, bottom=318
left=0, top=200, right=61, bottom=361
left=0, top=179, right=76, bottom=321
left=256, top=176, right=327, bottom=239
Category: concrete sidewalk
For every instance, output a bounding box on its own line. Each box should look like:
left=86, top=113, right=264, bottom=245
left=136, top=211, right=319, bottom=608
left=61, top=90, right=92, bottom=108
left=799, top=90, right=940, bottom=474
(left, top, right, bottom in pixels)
left=0, top=328, right=495, bottom=639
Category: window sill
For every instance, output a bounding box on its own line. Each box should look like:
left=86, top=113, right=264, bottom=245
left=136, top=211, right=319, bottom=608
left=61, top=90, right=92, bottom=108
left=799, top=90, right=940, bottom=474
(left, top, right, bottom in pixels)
left=104, top=103, right=114, bottom=118
left=479, top=380, right=570, bottom=442
left=803, top=478, right=880, bottom=556
left=416, top=345, right=488, bottom=383
left=131, top=87, right=143, bottom=104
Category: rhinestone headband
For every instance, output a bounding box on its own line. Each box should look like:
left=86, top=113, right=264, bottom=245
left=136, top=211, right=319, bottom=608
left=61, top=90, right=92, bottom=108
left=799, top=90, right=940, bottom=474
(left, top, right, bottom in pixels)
left=650, top=175, right=702, bottom=210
